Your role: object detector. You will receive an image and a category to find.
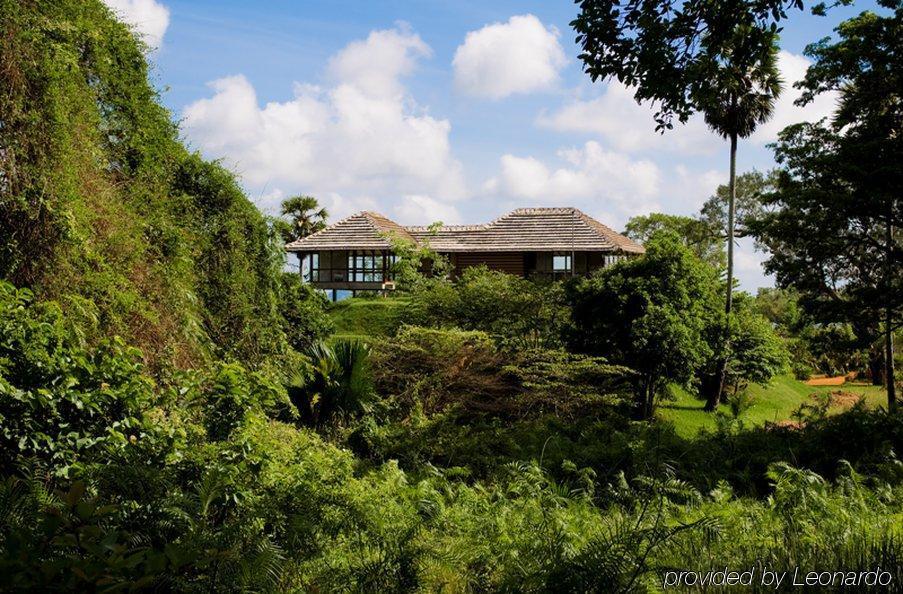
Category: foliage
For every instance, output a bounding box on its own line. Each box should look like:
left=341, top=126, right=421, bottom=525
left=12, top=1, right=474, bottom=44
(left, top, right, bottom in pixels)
left=2, top=277, right=903, bottom=592
left=747, top=4, right=902, bottom=407
left=369, top=326, right=632, bottom=422
left=275, top=195, right=328, bottom=244
left=567, top=232, right=721, bottom=418
left=409, top=265, right=569, bottom=349
left=699, top=169, right=778, bottom=240
left=386, top=223, right=451, bottom=291
left=571, top=0, right=797, bottom=130
left=624, top=213, right=724, bottom=270
left=277, top=273, right=333, bottom=352
left=288, top=340, right=374, bottom=428
left=0, top=0, right=296, bottom=372
left=697, top=293, right=789, bottom=401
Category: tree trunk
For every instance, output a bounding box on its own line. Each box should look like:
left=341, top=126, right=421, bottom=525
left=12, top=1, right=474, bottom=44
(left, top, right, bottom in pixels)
left=706, top=131, right=738, bottom=412
left=868, top=346, right=885, bottom=386
left=886, top=209, right=896, bottom=411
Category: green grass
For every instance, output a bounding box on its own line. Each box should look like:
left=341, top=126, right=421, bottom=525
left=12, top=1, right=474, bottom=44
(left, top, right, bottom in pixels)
left=327, top=297, right=410, bottom=342
left=659, top=375, right=889, bottom=437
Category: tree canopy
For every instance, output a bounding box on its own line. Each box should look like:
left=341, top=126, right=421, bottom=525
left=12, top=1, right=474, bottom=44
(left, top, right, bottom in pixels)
left=747, top=4, right=902, bottom=407
left=567, top=231, right=721, bottom=419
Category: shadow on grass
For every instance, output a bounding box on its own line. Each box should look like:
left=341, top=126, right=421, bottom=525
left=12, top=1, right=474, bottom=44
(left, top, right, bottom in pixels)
left=353, top=403, right=903, bottom=498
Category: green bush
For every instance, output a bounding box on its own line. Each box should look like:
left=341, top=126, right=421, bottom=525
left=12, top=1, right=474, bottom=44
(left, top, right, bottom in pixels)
left=408, top=266, right=568, bottom=349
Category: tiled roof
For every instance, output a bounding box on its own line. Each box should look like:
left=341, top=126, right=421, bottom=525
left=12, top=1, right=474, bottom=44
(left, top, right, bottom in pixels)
left=284, top=211, right=414, bottom=251
left=286, top=207, right=644, bottom=254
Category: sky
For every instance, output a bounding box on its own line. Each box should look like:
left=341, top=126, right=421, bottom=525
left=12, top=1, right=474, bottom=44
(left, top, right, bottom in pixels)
left=103, top=0, right=878, bottom=290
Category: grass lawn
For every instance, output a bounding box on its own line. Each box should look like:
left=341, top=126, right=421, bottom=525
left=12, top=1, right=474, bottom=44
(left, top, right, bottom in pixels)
left=659, top=375, right=889, bottom=438
left=327, top=297, right=410, bottom=342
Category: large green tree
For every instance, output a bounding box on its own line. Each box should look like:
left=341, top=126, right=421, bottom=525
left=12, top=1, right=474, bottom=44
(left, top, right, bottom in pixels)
left=572, top=2, right=784, bottom=412
left=567, top=232, right=721, bottom=419
left=699, top=170, right=778, bottom=241
left=748, top=3, right=902, bottom=409
left=625, top=213, right=725, bottom=270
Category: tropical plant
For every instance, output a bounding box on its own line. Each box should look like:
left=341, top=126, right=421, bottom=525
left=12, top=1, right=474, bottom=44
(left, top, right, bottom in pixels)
left=567, top=231, right=722, bottom=419
left=289, top=340, right=374, bottom=428
left=277, top=195, right=329, bottom=243
left=572, top=2, right=784, bottom=412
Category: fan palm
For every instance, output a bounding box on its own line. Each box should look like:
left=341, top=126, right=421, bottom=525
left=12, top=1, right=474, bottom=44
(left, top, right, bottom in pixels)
left=694, top=34, right=782, bottom=411
left=288, top=339, right=374, bottom=427
left=280, top=195, right=329, bottom=242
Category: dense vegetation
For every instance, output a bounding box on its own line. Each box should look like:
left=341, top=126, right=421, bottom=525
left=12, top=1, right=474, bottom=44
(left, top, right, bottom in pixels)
left=1, top=1, right=901, bottom=592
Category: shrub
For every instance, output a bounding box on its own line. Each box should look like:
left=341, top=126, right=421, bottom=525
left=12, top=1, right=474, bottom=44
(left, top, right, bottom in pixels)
left=409, top=266, right=568, bottom=349
left=277, top=272, right=332, bottom=352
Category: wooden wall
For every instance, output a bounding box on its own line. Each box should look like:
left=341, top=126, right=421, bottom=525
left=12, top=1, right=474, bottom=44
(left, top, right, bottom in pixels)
left=452, top=252, right=525, bottom=277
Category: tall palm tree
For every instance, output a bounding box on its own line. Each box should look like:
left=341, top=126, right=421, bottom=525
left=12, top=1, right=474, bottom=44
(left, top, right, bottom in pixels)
left=280, top=195, right=329, bottom=243
left=696, top=35, right=782, bottom=411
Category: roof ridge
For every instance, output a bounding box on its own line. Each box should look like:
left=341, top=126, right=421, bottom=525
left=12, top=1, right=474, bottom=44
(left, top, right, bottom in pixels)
left=405, top=224, right=488, bottom=232
left=575, top=209, right=644, bottom=252
left=284, top=211, right=365, bottom=248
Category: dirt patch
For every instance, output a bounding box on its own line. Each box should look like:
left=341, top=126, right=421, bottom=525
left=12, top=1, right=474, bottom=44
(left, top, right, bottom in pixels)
left=824, top=390, right=863, bottom=408
left=805, top=375, right=846, bottom=387
left=771, top=419, right=804, bottom=430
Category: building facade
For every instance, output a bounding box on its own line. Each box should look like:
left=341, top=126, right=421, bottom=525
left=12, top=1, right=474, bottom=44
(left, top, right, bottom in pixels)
left=285, top=207, right=644, bottom=299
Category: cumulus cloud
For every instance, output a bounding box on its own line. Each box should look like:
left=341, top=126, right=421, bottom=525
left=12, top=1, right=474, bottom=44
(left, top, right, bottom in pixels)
left=453, top=14, right=566, bottom=99
left=102, top=0, right=170, bottom=48
left=182, top=25, right=465, bottom=219
left=539, top=50, right=838, bottom=155
left=393, top=195, right=462, bottom=225
left=484, top=141, right=661, bottom=224
left=538, top=82, right=718, bottom=155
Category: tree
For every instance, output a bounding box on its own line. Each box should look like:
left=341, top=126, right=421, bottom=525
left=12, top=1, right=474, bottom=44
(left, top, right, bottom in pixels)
left=566, top=232, right=721, bottom=419
left=699, top=170, right=778, bottom=241
left=624, top=213, right=724, bottom=270
left=277, top=195, right=328, bottom=243
left=747, top=4, right=902, bottom=409
left=708, top=294, right=788, bottom=398
left=572, top=4, right=784, bottom=412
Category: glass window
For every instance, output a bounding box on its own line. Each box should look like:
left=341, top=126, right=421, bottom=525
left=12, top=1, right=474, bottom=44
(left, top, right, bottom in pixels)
left=553, top=253, right=572, bottom=272
left=347, top=250, right=385, bottom=282
left=303, top=253, right=321, bottom=282
left=603, top=255, right=626, bottom=268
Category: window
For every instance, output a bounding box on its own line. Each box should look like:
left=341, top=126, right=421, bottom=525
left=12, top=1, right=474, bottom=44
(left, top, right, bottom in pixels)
left=347, top=250, right=384, bottom=282
left=552, top=253, right=572, bottom=273
left=306, top=253, right=320, bottom=282
left=603, top=255, right=626, bottom=268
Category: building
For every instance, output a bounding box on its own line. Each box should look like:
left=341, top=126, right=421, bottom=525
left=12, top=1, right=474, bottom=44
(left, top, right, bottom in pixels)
left=285, top=207, right=644, bottom=299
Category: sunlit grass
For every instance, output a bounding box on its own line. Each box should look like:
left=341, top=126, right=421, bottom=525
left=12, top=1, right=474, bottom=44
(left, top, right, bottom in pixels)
left=327, top=297, right=409, bottom=341
left=659, top=375, right=889, bottom=437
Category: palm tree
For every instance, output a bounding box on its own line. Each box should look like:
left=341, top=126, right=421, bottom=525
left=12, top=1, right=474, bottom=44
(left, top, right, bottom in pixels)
left=279, top=195, right=329, bottom=243
left=287, top=340, right=374, bottom=428
left=696, top=35, right=782, bottom=411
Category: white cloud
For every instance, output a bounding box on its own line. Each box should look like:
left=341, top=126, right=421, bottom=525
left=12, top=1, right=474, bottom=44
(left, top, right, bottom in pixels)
left=393, top=195, right=462, bottom=225
left=453, top=14, right=566, bottom=99
left=182, top=25, right=465, bottom=218
left=328, top=24, right=431, bottom=97
left=673, top=165, right=724, bottom=210
left=538, top=82, right=719, bottom=155
left=102, top=0, right=170, bottom=48
left=539, top=50, right=838, bottom=155
left=485, top=141, right=662, bottom=225
left=751, top=50, right=839, bottom=143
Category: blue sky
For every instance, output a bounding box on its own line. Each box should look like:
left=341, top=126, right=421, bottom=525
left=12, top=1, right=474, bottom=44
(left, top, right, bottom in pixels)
left=106, top=0, right=878, bottom=289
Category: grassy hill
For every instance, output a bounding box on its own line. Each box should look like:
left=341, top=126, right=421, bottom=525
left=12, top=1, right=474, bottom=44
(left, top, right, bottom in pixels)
left=327, top=297, right=410, bottom=342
